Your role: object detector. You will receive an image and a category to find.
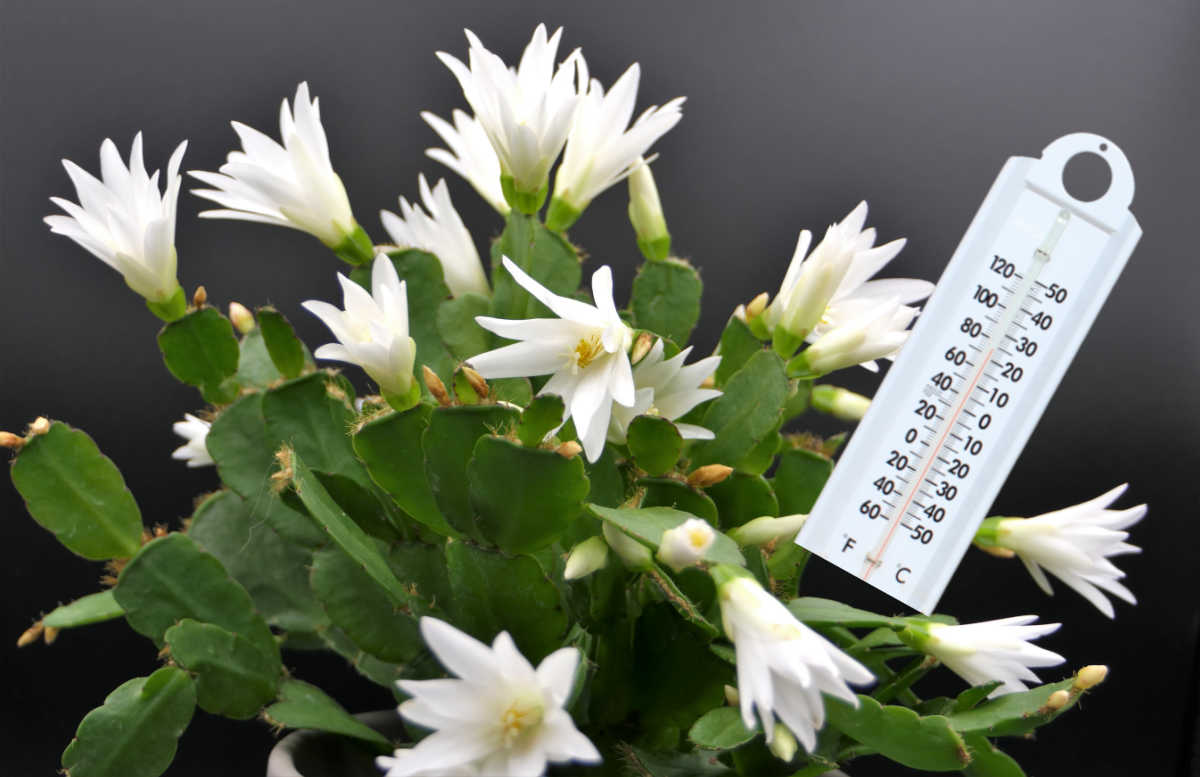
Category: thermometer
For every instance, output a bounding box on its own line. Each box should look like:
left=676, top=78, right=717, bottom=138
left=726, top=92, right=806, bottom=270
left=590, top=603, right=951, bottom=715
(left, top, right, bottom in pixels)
left=795, top=133, right=1141, bottom=614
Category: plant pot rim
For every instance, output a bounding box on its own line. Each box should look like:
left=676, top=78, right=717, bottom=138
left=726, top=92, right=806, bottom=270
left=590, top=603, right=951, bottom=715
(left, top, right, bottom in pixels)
left=267, top=709, right=399, bottom=777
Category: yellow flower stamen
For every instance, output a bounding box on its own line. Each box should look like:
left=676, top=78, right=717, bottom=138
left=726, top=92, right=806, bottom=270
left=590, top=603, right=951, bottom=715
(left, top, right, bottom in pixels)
left=572, top=335, right=604, bottom=370
left=499, top=695, right=545, bottom=747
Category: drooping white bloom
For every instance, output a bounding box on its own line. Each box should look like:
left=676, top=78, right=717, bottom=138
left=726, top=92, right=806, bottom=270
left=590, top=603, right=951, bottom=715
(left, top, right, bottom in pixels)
left=381, top=175, right=489, bottom=297
left=657, top=518, right=716, bottom=572
left=45, top=133, right=187, bottom=304
left=714, top=568, right=873, bottom=752
left=764, top=202, right=931, bottom=369
left=467, top=258, right=634, bottom=462
left=302, top=255, right=416, bottom=400
left=796, top=299, right=915, bottom=376
left=985, top=485, right=1146, bottom=618
left=548, top=64, right=684, bottom=226
left=171, top=413, right=213, bottom=468
left=422, top=109, right=509, bottom=215
left=190, top=82, right=358, bottom=249
left=914, top=616, right=1065, bottom=695
left=608, top=339, right=721, bottom=444
left=437, top=25, right=582, bottom=201
left=378, top=617, right=601, bottom=777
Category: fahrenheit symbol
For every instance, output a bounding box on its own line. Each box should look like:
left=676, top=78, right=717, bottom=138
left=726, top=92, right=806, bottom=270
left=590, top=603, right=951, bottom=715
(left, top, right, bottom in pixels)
left=842, top=537, right=856, bottom=553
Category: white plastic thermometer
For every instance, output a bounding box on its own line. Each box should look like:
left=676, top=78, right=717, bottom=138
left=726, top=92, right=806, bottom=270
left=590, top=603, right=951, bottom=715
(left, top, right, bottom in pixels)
left=795, top=132, right=1141, bottom=614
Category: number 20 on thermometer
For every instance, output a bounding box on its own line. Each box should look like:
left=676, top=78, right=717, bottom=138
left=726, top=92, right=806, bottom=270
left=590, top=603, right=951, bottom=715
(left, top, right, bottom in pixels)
left=796, top=133, right=1142, bottom=614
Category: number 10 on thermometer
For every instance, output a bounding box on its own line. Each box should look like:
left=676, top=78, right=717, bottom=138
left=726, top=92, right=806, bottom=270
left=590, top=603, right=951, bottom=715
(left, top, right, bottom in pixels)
left=795, top=133, right=1142, bottom=614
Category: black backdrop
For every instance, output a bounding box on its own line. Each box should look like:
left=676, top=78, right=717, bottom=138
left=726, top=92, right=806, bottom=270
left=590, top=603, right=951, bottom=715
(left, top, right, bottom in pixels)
left=2, top=1, right=1198, bottom=775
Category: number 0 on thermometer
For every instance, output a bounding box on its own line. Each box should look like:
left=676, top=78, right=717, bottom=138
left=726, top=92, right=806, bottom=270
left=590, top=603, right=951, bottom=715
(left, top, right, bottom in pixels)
left=795, top=133, right=1142, bottom=614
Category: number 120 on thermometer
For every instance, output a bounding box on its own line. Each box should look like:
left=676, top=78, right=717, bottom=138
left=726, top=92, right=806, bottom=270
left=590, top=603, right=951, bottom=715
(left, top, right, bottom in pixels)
left=796, top=133, right=1142, bottom=614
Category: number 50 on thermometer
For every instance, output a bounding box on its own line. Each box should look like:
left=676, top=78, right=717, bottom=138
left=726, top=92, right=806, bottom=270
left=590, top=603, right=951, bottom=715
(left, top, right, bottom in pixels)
left=796, top=133, right=1142, bottom=614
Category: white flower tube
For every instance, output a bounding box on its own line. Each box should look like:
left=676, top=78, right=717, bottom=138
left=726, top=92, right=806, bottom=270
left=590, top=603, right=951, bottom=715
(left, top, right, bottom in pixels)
left=45, top=133, right=188, bottom=317
left=791, top=299, right=914, bottom=376
left=712, top=566, right=873, bottom=752
left=467, top=258, right=635, bottom=462
left=190, top=83, right=369, bottom=262
left=608, top=339, right=721, bottom=444
left=547, top=64, right=684, bottom=230
left=902, top=616, right=1065, bottom=696
left=171, top=414, right=213, bottom=468
left=381, top=175, right=489, bottom=297
left=422, top=109, right=510, bottom=215
left=377, top=617, right=601, bottom=777
left=976, top=484, right=1147, bottom=618
left=302, top=255, right=418, bottom=407
left=437, top=24, right=583, bottom=210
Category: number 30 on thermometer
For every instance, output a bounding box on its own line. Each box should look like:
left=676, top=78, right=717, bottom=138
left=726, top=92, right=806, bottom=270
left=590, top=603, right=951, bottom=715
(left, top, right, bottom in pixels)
left=796, top=133, right=1142, bottom=614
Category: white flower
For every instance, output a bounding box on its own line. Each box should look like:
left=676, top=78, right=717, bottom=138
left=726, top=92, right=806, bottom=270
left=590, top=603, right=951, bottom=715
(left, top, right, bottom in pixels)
left=190, top=82, right=358, bottom=249
left=608, top=339, right=721, bottom=444
left=302, top=255, right=417, bottom=400
left=548, top=64, right=684, bottom=227
left=795, top=299, right=915, bottom=376
left=422, top=109, right=509, bottom=215
left=379, top=617, right=601, bottom=777
left=563, top=536, right=609, bottom=580
left=467, top=257, right=634, bottom=462
left=45, top=133, right=187, bottom=304
left=437, top=25, right=582, bottom=201
left=171, top=413, right=213, bottom=468
left=765, top=202, right=931, bottom=369
left=810, top=385, right=871, bottom=421
left=657, top=518, right=715, bottom=572
left=986, top=484, right=1146, bottom=618
left=381, top=175, right=489, bottom=298
left=914, top=616, right=1065, bottom=695
left=715, top=569, right=873, bottom=752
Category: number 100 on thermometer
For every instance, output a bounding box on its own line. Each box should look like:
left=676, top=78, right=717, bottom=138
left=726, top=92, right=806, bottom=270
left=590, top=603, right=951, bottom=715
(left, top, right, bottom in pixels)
left=795, top=133, right=1142, bottom=614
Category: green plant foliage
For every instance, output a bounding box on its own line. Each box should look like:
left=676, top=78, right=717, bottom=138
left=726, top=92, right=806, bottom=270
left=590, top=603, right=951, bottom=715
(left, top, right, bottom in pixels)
left=946, top=677, right=1083, bottom=737
left=156, top=308, right=240, bottom=404
left=206, top=393, right=275, bottom=498
left=622, top=743, right=734, bottom=776
left=314, top=471, right=403, bottom=542
left=516, top=394, right=565, bottom=448
left=311, top=547, right=423, bottom=662
left=234, top=327, right=285, bottom=388
left=714, top=315, right=763, bottom=385
left=772, top=447, right=833, bottom=515
left=255, top=307, right=307, bottom=379
left=827, top=695, right=971, bottom=772
left=61, top=667, right=196, bottom=777
left=436, top=292, right=492, bottom=360
left=626, top=415, right=684, bottom=476
left=689, top=351, right=788, bottom=469
left=423, top=404, right=519, bottom=539
left=186, top=490, right=326, bottom=634
left=704, top=472, right=778, bottom=530
left=688, top=706, right=759, bottom=750
left=631, top=258, right=703, bottom=344
left=639, top=478, right=720, bottom=523
left=164, top=619, right=282, bottom=719
left=42, top=590, right=124, bottom=629
left=444, top=540, right=568, bottom=662
left=262, top=679, right=392, bottom=750
left=319, top=626, right=408, bottom=690
left=588, top=504, right=744, bottom=567
left=468, top=436, right=590, bottom=553
left=10, top=421, right=142, bottom=560
left=962, top=733, right=1026, bottom=777
left=490, top=211, right=581, bottom=320
left=353, top=405, right=454, bottom=537
left=786, top=598, right=904, bottom=629
left=263, top=373, right=365, bottom=486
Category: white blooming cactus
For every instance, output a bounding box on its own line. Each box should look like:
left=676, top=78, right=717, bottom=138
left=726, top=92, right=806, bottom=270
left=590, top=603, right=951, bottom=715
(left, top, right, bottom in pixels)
left=8, top=22, right=1143, bottom=777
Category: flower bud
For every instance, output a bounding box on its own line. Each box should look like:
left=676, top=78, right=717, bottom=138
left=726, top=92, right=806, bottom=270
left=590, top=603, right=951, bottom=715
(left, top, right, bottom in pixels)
left=0, top=431, right=24, bottom=450
left=192, top=285, right=208, bottom=308
left=43, top=626, right=60, bottom=645
left=423, top=366, right=452, bottom=407
left=768, top=723, right=798, bottom=762
left=461, top=366, right=490, bottom=400
left=630, top=332, right=654, bottom=365
left=602, top=521, right=653, bottom=571
left=730, top=514, right=808, bottom=546
left=17, top=622, right=43, bottom=648
left=28, top=417, right=51, bottom=436
left=656, top=518, right=715, bottom=572
left=1074, top=664, right=1108, bottom=691
left=686, top=464, right=733, bottom=488
left=811, top=384, right=871, bottom=421
left=745, top=292, right=769, bottom=320
left=564, top=536, right=609, bottom=580
left=724, top=684, right=740, bottom=706
left=556, top=440, right=583, bottom=459
left=1043, top=689, right=1070, bottom=711
left=228, top=302, right=255, bottom=334
left=627, top=160, right=670, bottom=261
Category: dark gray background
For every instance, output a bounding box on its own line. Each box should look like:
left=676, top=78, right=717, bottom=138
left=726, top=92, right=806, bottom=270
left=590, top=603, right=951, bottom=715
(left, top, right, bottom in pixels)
left=2, top=1, right=1197, bottom=775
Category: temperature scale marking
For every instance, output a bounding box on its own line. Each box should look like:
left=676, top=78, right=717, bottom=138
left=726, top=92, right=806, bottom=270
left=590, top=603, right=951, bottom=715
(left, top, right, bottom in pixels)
left=796, top=133, right=1142, bottom=614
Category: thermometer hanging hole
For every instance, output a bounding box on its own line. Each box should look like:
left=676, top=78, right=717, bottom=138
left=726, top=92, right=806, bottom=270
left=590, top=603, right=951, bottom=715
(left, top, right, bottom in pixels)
left=1061, top=151, right=1112, bottom=203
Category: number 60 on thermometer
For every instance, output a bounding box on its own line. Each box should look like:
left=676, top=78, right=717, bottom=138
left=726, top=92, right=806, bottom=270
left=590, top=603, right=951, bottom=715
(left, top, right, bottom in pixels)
left=796, top=133, right=1142, bottom=614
